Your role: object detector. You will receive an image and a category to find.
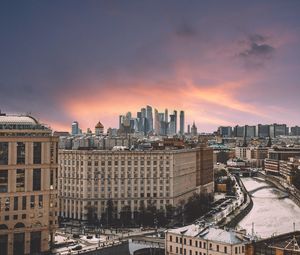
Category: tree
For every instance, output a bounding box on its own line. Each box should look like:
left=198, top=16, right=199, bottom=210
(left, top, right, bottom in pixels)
left=85, top=205, right=97, bottom=225
left=120, top=205, right=132, bottom=227
left=184, top=193, right=212, bottom=223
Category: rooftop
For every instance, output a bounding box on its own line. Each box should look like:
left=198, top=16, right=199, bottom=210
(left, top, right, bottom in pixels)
left=0, top=114, right=50, bottom=132
left=168, top=225, right=249, bottom=245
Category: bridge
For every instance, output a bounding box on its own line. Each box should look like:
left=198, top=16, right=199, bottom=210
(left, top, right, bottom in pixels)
left=248, top=185, right=289, bottom=198
left=130, top=236, right=165, bottom=248
left=248, top=185, right=273, bottom=195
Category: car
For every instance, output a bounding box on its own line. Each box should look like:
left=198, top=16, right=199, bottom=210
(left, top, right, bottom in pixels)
left=72, top=245, right=82, bottom=251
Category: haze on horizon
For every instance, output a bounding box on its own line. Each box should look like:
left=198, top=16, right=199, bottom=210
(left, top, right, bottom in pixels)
left=1, top=1, right=300, bottom=132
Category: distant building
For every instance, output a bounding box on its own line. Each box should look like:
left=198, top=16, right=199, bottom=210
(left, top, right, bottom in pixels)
left=71, top=121, right=79, bottom=135
left=265, top=147, right=300, bottom=175
left=166, top=225, right=250, bottom=255
left=191, top=122, right=197, bottom=136
left=58, top=147, right=214, bottom=221
left=291, top=126, right=300, bottom=136
left=218, top=126, right=232, bottom=137
left=269, top=123, right=288, bottom=138
left=247, top=231, right=300, bottom=255
left=233, top=125, right=245, bottom=137
left=95, top=121, right=104, bottom=135
left=257, top=124, right=270, bottom=138
left=179, top=111, right=185, bottom=135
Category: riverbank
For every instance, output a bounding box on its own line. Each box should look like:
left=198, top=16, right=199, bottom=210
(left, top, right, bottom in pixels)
left=219, top=176, right=253, bottom=228
left=238, top=177, right=300, bottom=238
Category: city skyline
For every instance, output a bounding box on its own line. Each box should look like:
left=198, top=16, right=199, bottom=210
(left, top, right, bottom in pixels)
left=1, top=1, right=300, bottom=132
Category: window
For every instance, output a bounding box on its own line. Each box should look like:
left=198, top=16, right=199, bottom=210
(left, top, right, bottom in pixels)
left=5, top=198, right=10, bottom=211
left=33, top=142, right=41, bottom=164
left=235, top=247, right=238, bottom=254
left=22, top=196, right=26, bottom=210
left=224, top=247, right=227, bottom=253
left=14, top=197, right=18, bottom=210
left=33, top=169, right=41, bottom=191
left=30, top=195, right=35, bottom=209
left=0, top=170, right=8, bottom=192
left=16, top=169, right=25, bottom=192
left=0, top=142, right=8, bottom=165
left=17, top=142, right=25, bottom=164
left=169, top=235, right=172, bottom=242
left=38, top=195, right=43, bottom=209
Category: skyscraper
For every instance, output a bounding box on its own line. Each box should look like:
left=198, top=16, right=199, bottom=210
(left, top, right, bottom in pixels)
left=154, top=109, right=160, bottom=134
left=165, top=109, right=168, bottom=123
left=169, top=114, right=176, bottom=135
left=179, top=110, right=185, bottom=135
left=146, top=105, right=153, bottom=132
left=71, top=121, right=79, bottom=135
left=174, top=110, right=177, bottom=134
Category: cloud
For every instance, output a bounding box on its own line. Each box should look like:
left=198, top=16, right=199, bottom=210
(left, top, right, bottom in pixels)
left=239, top=34, right=275, bottom=69
left=175, top=22, right=197, bottom=37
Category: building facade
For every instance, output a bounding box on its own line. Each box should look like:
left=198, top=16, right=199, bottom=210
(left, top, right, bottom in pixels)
left=0, top=114, right=58, bottom=255
left=58, top=147, right=214, bottom=221
left=165, top=225, right=250, bottom=255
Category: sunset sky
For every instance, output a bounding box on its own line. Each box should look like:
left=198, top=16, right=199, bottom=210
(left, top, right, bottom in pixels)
left=1, top=1, right=300, bottom=132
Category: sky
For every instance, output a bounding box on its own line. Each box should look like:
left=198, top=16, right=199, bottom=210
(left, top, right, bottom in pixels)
left=1, top=1, right=300, bottom=132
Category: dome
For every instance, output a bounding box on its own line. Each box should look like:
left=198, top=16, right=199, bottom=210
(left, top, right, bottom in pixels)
left=0, top=115, right=38, bottom=126
left=95, top=121, right=104, bottom=129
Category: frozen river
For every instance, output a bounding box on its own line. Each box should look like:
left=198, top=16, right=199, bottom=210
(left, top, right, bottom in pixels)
left=238, top=177, right=300, bottom=238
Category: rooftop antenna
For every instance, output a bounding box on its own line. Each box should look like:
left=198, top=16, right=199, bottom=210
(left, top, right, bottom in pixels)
left=251, top=222, right=254, bottom=237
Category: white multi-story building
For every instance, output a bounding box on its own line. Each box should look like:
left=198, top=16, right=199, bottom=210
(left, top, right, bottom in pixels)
left=165, top=225, right=250, bottom=255
left=58, top=147, right=214, bottom=221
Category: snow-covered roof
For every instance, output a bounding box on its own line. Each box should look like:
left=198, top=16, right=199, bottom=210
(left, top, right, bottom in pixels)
left=168, top=224, right=249, bottom=245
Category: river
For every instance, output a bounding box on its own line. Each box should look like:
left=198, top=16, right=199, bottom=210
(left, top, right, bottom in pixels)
left=238, top=177, right=300, bottom=238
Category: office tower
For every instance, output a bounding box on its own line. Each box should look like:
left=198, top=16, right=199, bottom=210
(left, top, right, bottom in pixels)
left=191, top=122, right=197, bottom=136
left=154, top=109, right=160, bottom=135
left=164, top=109, right=168, bottom=123
left=119, top=115, right=123, bottom=130
left=169, top=114, right=176, bottom=135
left=257, top=124, right=270, bottom=138
left=187, top=124, right=191, bottom=134
left=245, top=125, right=256, bottom=137
left=174, top=110, right=177, bottom=134
left=233, top=125, right=245, bottom=137
left=291, top=126, right=300, bottom=136
left=146, top=105, right=153, bottom=133
left=218, top=126, right=232, bottom=137
left=58, top=147, right=214, bottom=221
left=71, top=121, right=79, bottom=135
left=179, top=110, right=185, bottom=135
left=158, top=113, right=166, bottom=135
left=269, top=124, right=288, bottom=138
left=0, top=114, right=58, bottom=255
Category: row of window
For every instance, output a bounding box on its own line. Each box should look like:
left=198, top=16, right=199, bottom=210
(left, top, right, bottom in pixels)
left=0, top=169, right=41, bottom=192
left=0, top=195, right=43, bottom=211
left=0, top=142, right=42, bottom=165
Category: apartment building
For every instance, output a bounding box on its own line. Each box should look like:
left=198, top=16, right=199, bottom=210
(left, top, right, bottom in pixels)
left=265, top=147, right=300, bottom=175
left=58, top=146, right=214, bottom=221
left=165, top=224, right=250, bottom=255
left=0, top=114, right=58, bottom=255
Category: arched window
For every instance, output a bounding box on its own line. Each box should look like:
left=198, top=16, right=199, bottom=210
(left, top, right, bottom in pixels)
left=14, top=222, right=25, bottom=229
left=0, top=224, right=8, bottom=230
